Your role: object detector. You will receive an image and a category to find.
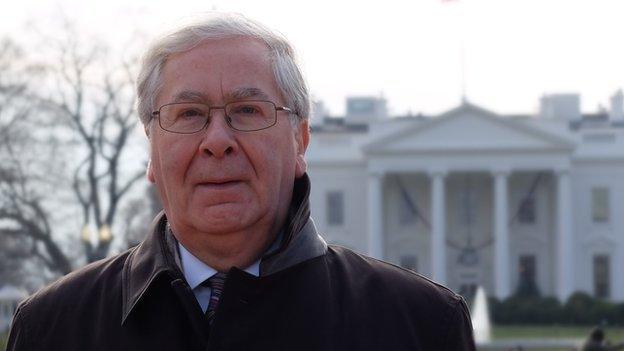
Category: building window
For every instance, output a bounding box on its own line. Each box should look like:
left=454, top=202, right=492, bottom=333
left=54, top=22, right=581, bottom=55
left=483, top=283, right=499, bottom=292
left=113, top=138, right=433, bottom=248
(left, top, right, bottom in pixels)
left=400, top=255, right=418, bottom=271
left=398, top=191, right=417, bottom=225
left=517, top=255, right=539, bottom=297
left=518, top=195, right=536, bottom=224
left=458, top=188, right=477, bottom=226
left=592, top=187, right=610, bottom=223
left=593, top=254, right=610, bottom=299
left=326, top=191, right=344, bottom=226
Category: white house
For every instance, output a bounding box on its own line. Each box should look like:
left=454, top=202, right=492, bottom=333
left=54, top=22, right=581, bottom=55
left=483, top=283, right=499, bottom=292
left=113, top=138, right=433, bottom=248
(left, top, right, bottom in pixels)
left=306, top=92, right=624, bottom=302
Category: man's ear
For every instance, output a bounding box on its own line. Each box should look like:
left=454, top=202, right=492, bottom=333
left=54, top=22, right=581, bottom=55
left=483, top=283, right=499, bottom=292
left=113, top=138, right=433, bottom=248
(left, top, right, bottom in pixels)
left=145, top=124, right=155, bottom=183
left=294, top=121, right=310, bottom=178
left=144, top=120, right=152, bottom=137
left=147, top=158, right=156, bottom=183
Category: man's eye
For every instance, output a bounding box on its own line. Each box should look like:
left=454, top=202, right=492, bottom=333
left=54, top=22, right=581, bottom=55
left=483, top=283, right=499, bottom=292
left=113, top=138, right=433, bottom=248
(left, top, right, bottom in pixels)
left=178, top=109, right=205, bottom=119
left=234, top=105, right=261, bottom=115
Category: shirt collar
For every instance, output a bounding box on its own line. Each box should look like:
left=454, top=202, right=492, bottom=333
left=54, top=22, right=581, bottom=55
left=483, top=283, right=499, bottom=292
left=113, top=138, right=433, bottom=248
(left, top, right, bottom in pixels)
left=178, top=242, right=260, bottom=289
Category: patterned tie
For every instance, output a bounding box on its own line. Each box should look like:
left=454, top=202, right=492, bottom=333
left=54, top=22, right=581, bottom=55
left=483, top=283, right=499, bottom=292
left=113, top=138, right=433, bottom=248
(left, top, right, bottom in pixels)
left=204, top=272, right=227, bottom=326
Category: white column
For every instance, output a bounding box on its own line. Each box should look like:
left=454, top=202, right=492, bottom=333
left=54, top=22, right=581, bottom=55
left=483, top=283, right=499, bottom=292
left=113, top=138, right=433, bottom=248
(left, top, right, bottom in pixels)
left=556, top=169, right=574, bottom=301
left=430, top=171, right=447, bottom=285
left=367, top=171, right=384, bottom=260
left=493, top=170, right=511, bottom=300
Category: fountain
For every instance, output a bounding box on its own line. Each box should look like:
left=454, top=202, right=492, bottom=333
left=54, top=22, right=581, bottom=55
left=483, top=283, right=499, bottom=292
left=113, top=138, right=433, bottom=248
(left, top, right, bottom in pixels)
left=471, top=285, right=492, bottom=344
left=469, top=287, right=584, bottom=350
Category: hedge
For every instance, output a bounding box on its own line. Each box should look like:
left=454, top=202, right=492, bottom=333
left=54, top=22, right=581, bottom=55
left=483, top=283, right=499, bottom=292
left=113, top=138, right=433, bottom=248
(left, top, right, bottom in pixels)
left=489, top=292, right=624, bottom=326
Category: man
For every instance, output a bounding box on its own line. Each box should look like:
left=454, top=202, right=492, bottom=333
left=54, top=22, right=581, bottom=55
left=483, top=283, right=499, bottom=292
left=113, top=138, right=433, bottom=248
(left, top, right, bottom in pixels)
left=8, top=13, right=475, bottom=351
left=582, top=327, right=624, bottom=351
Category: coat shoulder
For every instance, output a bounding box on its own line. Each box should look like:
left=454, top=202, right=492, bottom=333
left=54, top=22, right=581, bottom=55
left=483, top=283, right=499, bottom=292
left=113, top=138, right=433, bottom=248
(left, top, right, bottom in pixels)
left=18, top=248, right=134, bottom=322
left=326, top=245, right=466, bottom=310
left=328, top=245, right=463, bottom=305
left=324, top=245, right=476, bottom=350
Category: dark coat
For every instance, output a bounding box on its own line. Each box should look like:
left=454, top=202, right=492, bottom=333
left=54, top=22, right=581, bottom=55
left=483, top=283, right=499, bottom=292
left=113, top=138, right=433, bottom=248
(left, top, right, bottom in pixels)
left=7, top=175, right=476, bottom=351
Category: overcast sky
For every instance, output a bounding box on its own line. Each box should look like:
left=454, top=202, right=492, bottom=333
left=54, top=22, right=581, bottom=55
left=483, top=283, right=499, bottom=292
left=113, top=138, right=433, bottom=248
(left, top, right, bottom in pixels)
left=3, top=0, right=623, bottom=116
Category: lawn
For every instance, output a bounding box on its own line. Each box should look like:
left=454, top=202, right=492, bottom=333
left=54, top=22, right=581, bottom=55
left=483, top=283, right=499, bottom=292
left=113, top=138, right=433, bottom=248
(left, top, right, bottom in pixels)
left=493, top=325, right=624, bottom=341
left=1, top=332, right=6, bottom=351
left=487, top=326, right=624, bottom=351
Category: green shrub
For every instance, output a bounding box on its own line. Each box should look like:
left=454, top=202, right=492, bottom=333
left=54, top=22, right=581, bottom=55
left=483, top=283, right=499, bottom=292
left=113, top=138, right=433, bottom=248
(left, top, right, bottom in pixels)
left=492, top=296, right=562, bottom=324
left=490, top=291, right=624, bottom=326
left=562, top=292, right=621, bottom=325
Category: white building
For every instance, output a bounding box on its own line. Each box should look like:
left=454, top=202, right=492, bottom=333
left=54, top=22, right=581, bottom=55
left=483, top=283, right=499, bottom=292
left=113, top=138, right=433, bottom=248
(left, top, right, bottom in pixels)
left=306, top=92, right=624, bottom=302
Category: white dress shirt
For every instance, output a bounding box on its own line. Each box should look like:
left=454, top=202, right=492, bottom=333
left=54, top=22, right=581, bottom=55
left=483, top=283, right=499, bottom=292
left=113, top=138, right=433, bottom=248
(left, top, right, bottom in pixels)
left=178, top=242, right=260, bottom=313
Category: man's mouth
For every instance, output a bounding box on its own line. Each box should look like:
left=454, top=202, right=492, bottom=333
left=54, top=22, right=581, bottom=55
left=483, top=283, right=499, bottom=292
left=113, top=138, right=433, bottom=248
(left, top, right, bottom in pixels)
left=197, top=180, right=241, bottom=189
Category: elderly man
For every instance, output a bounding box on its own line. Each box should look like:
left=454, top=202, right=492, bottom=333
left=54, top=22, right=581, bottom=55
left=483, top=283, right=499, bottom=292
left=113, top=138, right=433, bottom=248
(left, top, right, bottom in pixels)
left=8, top=13, right=475, bottom=351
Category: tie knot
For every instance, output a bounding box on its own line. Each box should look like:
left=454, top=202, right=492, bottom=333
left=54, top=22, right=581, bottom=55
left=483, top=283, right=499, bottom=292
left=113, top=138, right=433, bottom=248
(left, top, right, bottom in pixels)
left=205, top=272, right=227, bottom=289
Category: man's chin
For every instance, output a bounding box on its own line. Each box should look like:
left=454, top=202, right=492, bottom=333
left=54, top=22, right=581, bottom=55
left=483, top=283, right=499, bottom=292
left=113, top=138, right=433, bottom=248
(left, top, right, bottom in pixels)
left=188, top=205, right=258, bottom=234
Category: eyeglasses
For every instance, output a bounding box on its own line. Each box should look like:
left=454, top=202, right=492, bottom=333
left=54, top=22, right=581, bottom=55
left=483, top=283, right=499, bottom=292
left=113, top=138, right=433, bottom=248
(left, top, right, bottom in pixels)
left=151, top=100, right=295, bottom=134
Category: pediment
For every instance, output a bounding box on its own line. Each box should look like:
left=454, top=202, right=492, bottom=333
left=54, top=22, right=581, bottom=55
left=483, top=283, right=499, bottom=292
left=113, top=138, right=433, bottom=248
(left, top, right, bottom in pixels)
left=364, top=103, right=575, bottom=154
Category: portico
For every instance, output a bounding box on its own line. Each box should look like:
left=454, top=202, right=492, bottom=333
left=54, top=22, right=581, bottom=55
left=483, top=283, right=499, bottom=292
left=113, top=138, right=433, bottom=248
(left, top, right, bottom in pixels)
left=362, top=103, right=576, bottom=300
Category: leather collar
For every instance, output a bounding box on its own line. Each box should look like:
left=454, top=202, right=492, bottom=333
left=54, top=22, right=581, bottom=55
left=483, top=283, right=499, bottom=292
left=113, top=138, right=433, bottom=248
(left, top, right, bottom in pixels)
left=121, top=173, right=327, bottom=324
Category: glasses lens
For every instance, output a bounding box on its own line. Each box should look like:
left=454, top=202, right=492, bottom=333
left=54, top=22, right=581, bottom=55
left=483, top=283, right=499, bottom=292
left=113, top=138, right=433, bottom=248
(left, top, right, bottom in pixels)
left=159, top=103, right=209, bottom=133
left=226, top=101, right=276, bottom=131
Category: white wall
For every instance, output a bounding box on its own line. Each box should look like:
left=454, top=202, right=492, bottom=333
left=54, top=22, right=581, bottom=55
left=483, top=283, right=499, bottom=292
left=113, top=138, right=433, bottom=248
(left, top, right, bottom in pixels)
left=572, top=161, right=624, bottom=301
left=307, top=165, right=368, bottom=254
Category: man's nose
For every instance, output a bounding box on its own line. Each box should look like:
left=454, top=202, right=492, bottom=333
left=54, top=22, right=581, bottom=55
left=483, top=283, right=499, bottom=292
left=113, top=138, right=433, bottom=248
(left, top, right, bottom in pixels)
left=198, top=108, right=237, bottom=158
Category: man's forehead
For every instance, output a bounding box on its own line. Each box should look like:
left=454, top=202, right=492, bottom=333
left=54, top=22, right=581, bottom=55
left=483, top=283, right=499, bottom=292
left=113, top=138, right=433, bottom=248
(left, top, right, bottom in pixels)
left=171, top=87, right=271, bottom=104
left=157, top=38, right=279, bottom=104
left=172, top=37, right=272, bottom=65
left=161, top=38, right=273, bottom=78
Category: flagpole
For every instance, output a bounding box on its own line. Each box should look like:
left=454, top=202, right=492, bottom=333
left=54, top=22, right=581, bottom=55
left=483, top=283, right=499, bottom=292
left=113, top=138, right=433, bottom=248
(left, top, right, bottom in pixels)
left=442, top=0, right=467, bottom=104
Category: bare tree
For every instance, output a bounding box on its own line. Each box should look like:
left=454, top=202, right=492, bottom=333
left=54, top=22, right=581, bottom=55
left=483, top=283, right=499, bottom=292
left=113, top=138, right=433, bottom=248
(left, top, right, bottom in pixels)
left=39, top=22, right=147, bottom=262
left=0, top=24, right=147, bottom=279
left=119, top=184, right=162, bottom=249
left=0, top=38, right=73, bottom=276
left=46, top=36, right=144, bottom=263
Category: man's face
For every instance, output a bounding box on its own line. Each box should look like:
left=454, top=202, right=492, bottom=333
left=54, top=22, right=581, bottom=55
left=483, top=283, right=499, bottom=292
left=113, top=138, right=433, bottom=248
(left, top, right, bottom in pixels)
left=147, top=37, right=309, bottom=241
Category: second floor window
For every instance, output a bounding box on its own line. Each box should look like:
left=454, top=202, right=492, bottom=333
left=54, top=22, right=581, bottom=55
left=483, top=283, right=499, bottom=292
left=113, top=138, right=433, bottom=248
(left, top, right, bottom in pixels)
left=458, top=187, right=477, bottom=226
left=518, top=195, right=536, bottom=224
left=398, top=191, right=417, bottom=225
left=592, top=187, right=610, bottom=223
left=326, top=191, right=345, bottom=226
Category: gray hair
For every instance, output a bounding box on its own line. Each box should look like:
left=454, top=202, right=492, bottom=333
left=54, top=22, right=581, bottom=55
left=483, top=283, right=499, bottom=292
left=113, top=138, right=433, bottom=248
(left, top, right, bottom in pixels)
left=136, top=13, right=310, bottom=128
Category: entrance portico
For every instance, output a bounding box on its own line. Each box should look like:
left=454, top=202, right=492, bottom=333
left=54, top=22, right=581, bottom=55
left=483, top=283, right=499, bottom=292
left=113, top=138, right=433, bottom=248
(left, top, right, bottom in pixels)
left=363, top=103, right=576, bottom=300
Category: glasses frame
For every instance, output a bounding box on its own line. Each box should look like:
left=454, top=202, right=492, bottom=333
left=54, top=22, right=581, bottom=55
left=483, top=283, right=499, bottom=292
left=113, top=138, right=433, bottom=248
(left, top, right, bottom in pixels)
left=151, top=100, right=295, bottom=134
